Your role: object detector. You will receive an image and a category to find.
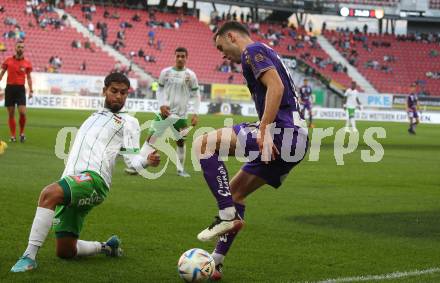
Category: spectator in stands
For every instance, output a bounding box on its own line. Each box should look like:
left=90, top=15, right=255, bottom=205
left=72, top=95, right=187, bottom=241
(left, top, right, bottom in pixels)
left=173, top=21, right=180, bottom=29
left=321, top=21, right=326, bottom=33
left=71, top=40, right=81, bottom=49
left=426, top=71, right=440, bottom=79
left=144, top=55, right=156, bottom=63
left=148, top=30, right=155, bottom=46
left=100, top=23, right=108, bottom=44
left=307, top=20, right=313, bottom=33
left=384, top=55, right=395, bottom=63
left=120, top=21, right=132, bottom=29
left=429, top=49, right=439, bottom=58
left=148, top=8, right=157, bottom=21
left=4, top=17, right=17, bottom=26
left=111, top=11, right=120, bottom=19
left=112, top=39, right=124, bottom=50
left=80, top=61, right=86, bottom=71
left=381, top=65, right=393, bottom=73
left=363, top=24, right=368, bottom=34
left=117, top=30, right=125, bottom=41
left=138, top=48, right=145, bottom=58
left=218, top=60, right=231, bottom=73
left=49, top=56, right=63, bottom=71
left=228, top=74, right=234, bottom=84
left=87, top=22, right=94, bottom=34
left=25, top=3, right=32, bottom=15
left=103, top=9, right=110, bottom=18
left=84, top=40, right=94, bottom=52
left=132, top=13, right=141, bottom=22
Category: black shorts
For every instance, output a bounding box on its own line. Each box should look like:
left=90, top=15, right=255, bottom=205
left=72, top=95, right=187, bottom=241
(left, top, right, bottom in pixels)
left=5, top=85, right=26, bottom=107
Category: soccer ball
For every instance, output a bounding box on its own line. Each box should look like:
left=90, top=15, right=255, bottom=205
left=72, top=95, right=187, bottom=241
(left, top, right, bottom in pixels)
left=177, top=248, right=215, bottom=282
left=0, top=140, right=7, bottom=155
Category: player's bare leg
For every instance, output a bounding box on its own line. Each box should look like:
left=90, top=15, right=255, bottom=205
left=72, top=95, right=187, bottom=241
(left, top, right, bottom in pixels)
left=308, top=109, right=314, bottom=128
left=18, top=105, right=27, bottom=142
left=7, top=106, right=16, bottom=142
left=56, top=235, right=122, bottom=260
left=194, top=128, right=244, bottom=242
left=210, top=170, right=266, bottom=280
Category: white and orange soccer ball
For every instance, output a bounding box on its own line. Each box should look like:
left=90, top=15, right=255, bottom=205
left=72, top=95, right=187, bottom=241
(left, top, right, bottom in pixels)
left=0, top=140, right=7, bottom=155
left=177, top=248, right=215, bottom=282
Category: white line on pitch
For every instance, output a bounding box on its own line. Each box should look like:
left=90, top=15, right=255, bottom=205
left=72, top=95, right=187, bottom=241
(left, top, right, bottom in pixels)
left=315, top=267, right=440, bottom=283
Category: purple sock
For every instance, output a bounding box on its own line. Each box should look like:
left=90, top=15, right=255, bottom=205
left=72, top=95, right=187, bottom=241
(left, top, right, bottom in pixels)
left=199, top=153, right=234, bottom=210
left=214, top=202, right=245, bottom=256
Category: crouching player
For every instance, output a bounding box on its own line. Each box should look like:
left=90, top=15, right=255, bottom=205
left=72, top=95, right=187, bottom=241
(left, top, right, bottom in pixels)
left=11, top=73, right=160, bottom=272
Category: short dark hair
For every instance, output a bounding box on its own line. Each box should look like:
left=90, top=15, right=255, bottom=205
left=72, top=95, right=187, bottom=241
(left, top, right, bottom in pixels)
left=214, top=21, right=250, bottom=40
left=104, top=72, right=130, bottom=88
left=175, top=47, right=188, bottom=55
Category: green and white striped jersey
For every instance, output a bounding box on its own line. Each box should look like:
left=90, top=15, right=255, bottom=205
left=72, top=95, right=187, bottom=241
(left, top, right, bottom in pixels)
left=157, top=66, right=200, bottom=118
left=62, top=109, right=148, bottom=188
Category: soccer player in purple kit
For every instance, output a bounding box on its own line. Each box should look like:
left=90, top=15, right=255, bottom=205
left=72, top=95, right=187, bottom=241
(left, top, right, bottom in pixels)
left=407, top=84, right=420, bottom=135
left=299, top=78, right=314, bottom=128
left=193, top=21, right=309, bottom=280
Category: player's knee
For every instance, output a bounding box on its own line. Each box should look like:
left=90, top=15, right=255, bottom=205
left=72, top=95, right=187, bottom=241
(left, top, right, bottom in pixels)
left=39, top=184, right=64, bottom=208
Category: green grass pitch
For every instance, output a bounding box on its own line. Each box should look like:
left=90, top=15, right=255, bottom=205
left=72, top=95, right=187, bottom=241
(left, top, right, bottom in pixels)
left=0, top=108, right=439, bottom=282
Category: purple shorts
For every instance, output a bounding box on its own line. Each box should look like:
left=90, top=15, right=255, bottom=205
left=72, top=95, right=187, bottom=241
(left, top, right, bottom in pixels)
left=408, top=110, right=419, bottom=119
left=233, top=122, right=309, bottom=188
left=301, top=101, right=312, bottom=112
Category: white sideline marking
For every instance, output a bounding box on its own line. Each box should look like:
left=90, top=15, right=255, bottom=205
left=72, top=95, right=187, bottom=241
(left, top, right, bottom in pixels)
left=316, top=267, right=440, bottom=283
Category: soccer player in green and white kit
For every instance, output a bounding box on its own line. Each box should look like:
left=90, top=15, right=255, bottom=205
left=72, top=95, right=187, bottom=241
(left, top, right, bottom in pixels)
left=343, top=81, right=362, bottom=132
left=11, top=73, right=160, bottom=272
left=125, top=47, right=200, bottom=177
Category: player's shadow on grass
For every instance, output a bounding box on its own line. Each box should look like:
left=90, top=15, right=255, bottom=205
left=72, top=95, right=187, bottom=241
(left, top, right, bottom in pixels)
left=290, top=211, right=440, bottom=239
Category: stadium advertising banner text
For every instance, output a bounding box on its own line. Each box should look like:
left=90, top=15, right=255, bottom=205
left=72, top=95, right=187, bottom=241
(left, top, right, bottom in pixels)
left=9, top=94, right=440, bottom=124
left=0, top=72, right=138, bottom=96
left=358, top=93, right=393, bottom=108
left=211, top=84, right=252, bottom=102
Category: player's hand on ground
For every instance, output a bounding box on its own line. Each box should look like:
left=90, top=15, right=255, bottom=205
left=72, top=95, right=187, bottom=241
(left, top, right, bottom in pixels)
left=160, top=105, right=171, bottom=118
left=147, top=150, right=160, bottom=167
left=191, top=114, right=198, bottom=126
left=257, top=124, right=279, bottom=164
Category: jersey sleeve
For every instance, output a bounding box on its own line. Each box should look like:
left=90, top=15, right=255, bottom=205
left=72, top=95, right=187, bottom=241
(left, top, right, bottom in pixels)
left=1, top=58, right=9, bottom=70
left=156, top=69, right=169, bottom=107
left=122, top=117, right=147, bottom=170
left=189, top=71, right=201, bottom=114
left=245, top=45, right=275, bottom=79
left=26, top=60, right=33, bottom=74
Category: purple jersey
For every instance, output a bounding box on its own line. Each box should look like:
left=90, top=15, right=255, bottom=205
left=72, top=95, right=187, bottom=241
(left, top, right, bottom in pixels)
left=407, top=93, right=418, bottom=110
left=241, top=42, right=299, bottom=128
left=299, top=85, right=312, bottom=102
